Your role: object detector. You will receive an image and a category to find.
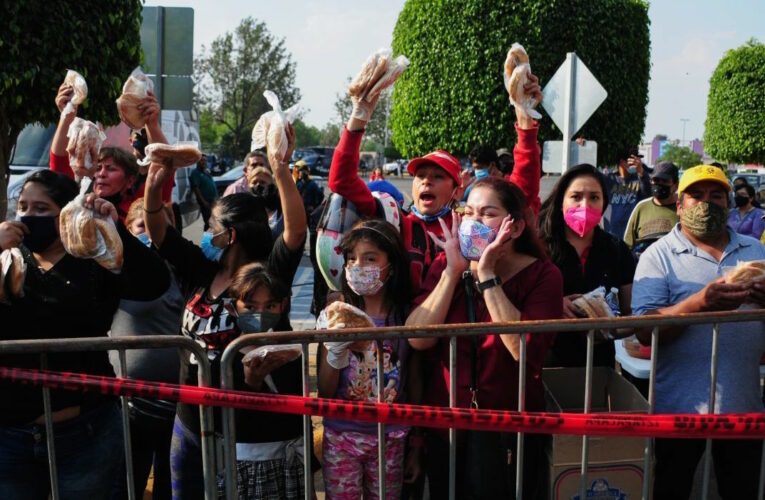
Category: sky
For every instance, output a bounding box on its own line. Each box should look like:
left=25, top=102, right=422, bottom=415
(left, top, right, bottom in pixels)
left=146, top=0, right=765, bottom=145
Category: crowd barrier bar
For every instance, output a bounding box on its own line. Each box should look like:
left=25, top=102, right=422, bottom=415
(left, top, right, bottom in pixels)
left=220, top=309, right=765, bottom=500
left=0, top=336, right=217, bottom=500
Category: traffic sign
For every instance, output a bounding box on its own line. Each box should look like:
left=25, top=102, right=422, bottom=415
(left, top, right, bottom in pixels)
left=542, top=141, right=598, bottom=174
left=541, top=53, right=607, bottom=172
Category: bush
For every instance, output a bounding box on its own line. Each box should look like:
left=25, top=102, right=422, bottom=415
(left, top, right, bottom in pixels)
left=704, top=39, right=765, bottom=165
left=390, top=0, right=650, bottom=165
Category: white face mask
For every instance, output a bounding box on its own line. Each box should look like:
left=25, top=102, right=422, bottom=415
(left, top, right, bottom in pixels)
left=345, top=264, right=389, bottom=296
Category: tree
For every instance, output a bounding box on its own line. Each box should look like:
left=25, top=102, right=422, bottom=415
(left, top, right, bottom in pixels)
left=658, top=141, right=702, bottom=170
left=319, top=123, right=341, bottom=147
left=292, top=119, right=322, bottom=148
left=334, top=85, right=394, bottom=149
left=0, top=0, right=143, bottom=219
left=194, top=17, right=300, bottom=161
left=390, top=0, right=650, bottom=164
left=704, top=39, right=765, bottom=164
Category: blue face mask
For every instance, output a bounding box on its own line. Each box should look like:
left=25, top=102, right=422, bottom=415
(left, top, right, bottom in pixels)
left=201, top=229, right=227, bottom=262
left=237, top=311, right=281, bottom=333
left=410, top=204, right=452, bottom=223
left=474, top=168, right=490, bottom=179
left=136, top=232, right=151, bottom=247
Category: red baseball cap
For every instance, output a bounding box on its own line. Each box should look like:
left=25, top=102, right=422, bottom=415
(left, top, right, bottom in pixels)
left=407, top=150, right=461, bottom=185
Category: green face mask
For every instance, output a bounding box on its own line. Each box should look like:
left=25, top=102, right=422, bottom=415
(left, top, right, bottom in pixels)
left=681, top=201, right=729, bottom=239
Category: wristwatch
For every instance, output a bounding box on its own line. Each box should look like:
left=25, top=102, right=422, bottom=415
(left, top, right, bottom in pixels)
left=475, top=276, right=502, bottom=293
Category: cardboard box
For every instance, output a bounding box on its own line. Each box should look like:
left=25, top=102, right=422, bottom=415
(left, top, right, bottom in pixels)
left=543, top=367, right=651, bottom=500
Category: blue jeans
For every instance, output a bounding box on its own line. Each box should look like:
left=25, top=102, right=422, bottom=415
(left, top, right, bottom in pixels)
left=170, top=415, right=204, bottom=500
left=0, top=402, right=124, bottom=500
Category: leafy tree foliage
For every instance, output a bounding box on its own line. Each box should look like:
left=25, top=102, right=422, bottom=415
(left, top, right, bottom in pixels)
left=0, top=0, right=142, bottom=219
left=390, top=0, right=650, bottom=164
left=194, top=17, right=300, bottom=161
left=704, top=39, right=765, bottom=164
left=658, top=141, right=702, bottom=170
left=334, top=85, right=393, bottom=149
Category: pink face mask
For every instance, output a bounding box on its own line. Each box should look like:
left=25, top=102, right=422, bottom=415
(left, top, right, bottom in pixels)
left=563, top=206, right=602, bottom=237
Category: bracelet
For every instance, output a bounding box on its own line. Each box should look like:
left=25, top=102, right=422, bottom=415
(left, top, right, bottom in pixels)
left=475, top=275, right=502, bottom=293
left=142, top=204, right=164, bottom=214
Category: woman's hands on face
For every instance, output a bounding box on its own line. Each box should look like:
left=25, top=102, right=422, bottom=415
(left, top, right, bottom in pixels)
left=477, top=215, right=515, bottom=279
left=428, top=211, right=468, bottom=280
left=0, top=221, right=28, bottom=250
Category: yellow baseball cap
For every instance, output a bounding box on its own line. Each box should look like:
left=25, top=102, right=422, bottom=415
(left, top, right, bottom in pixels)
left=678, top=165, right=731, bottom=195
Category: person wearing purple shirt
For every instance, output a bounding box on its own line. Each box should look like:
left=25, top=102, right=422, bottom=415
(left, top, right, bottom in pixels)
left=728, top=184, right=765, bottom=240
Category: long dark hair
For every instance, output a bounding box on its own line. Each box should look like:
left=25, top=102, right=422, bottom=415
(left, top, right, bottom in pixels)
left=22, top=170, right=78, bottom=208
left=340, top=219, right=411, bottom=325
left=467, top=177, right=547, bottom=259
left=538, top=163, right=608, bottom=263
left=214, top=193, right=273, bottom=261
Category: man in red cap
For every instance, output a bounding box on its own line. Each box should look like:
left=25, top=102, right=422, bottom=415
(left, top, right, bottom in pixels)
left=328, top=61, right=543, bottom=290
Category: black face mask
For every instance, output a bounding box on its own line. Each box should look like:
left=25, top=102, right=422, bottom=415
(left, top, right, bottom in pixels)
left=20, top=215, right=59, bottom=252
left=734, top=195, right=751, bottom=208
left=651, top=184, right=672, bottom=201
left=252, top=183, right=280, bottom=212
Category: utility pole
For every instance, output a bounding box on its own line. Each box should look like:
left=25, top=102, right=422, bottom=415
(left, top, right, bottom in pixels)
left=680, top=118, right=689, bottom=146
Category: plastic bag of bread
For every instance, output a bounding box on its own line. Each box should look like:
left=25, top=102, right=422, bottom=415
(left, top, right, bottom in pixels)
left=116, top=67, right=154, bottom=129
left=348, top=48, right=410, bottom=103
left=0, top=248, right=26, bottom=304
left=572, top=286, right=619, bottom=318
left=316, top=300, right=374, bottom=352
left=251, top=91, right=300, bottom=160
left=503, top=43, right=542, bottom=120
left=723, top=260, right=765, bottom=286
left=241, top=344, right=302, bottom=366
left=62, top=70, right=88, bottom=117
left=65, top=118, right=106, bottom=181
left=138, top=141, right=202, bottom=169
left=58, top=194, right=123, bottom=273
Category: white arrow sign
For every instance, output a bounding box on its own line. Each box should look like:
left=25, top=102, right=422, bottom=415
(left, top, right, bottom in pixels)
left=541, top=53, right=607, bottom=172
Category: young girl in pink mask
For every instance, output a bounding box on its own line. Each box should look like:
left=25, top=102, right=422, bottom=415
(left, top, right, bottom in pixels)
left=538, top=163, right=636, bottom=368
left=317, top=219, right=422, bottom=499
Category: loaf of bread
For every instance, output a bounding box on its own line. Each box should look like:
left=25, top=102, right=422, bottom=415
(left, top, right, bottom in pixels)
left=503, top=43, right=542, bottom=120
left=62, top=70, right=88, bottom=116
left=93, top=217, right=124, bottom=272
left=725, top=260, right=765, bottom=285
left=65, top=118, right=105, bottom=179
left=572, top=294, right=614, bottom=318
left=116, top=67, right=154, bottom=129
left=59, top=195, right=124, bottom=273
left=504, top=43, right=530, bottom=77
left=0, top=248, right=26, bottom=302
left=323, top=301, right=375, bottom=329
left=349, top=51, right=383, bottom=97
left=142, top=143, right=202, bottom=168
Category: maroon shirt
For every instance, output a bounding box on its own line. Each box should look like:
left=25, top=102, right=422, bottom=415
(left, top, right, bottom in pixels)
left=414, top=254, right=563, bottom=412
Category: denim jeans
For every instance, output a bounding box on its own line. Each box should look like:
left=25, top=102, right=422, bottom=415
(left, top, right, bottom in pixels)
left=170, top=415, right=204, bottom=500
left=0, top=401, right=124, bottom=500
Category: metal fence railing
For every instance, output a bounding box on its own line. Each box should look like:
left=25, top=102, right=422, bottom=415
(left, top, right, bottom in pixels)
left=1, top=310, right=764, bottom=500
left=219, top=309, right=765, bottom=500
left=0, top=336, right=216, bottom=500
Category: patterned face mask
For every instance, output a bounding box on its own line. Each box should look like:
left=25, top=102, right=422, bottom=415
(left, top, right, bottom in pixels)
left=681, top=201, right=729, bottom=239
left=458, top=218, right=498, bottom=261
left=345, top=264, right=389, bottom=296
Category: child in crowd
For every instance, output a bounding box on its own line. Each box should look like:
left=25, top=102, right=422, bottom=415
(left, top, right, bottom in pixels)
left=218, top=262, right=309, bottom=500
left=317, top=219, right=421, bottom=499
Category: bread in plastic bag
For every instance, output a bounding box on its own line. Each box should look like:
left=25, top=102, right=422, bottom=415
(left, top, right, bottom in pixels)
left=503, top=43, right=542, bottom=120
left=62, top=70, right=88, bottom=117
left=250, top=91, right=300, bottom=160
left=572, top=286, right=620, bottom=318
left=348, top=48, right=410, bottom=102
left=241, top=344, right=302, bottom=366
left=58, top=194, right=123, bottom=273
left=723, top=260, right=765, bottom=286
left=0, top=248, right=26, bottom=304
left=138, top=141, right=202, bottom=169
left=317, top=301, right=374, bottom=352
left=116, top=67, right=154, bottom=129
left=65, top=118, right=106, bottom=181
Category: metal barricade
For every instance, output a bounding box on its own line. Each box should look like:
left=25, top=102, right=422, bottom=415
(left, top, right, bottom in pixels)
left=0, top=336, right=217, bottom=500
left=219, top=309, right=765, bottom=500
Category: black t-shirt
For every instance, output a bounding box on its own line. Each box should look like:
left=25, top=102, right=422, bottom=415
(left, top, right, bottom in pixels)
left=158, top=227, right=305, bottom=443
left=548, top=227, right=636, bottom=368
left=0, top=224, right=169, bottom=426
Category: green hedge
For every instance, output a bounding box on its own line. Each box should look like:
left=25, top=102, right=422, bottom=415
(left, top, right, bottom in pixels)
left=704, top=39, right=765, bottom=165
left=391, top=0, right=650, bottom=165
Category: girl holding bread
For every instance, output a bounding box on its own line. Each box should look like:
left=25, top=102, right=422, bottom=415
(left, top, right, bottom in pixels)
left=142, top=124, right=307, bottom=499
left=0, top=170, right=169, bottom=499
left=317, top=219, right=422, bottom=500
left=538, top=164, right=636, bottom=368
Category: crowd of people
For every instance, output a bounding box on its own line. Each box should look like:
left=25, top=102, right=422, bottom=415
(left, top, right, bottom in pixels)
left=0, top=48, right=762, bottom=500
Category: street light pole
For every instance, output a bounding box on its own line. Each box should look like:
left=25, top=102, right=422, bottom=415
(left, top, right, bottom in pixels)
left=680, top=118, right=689, bottom=146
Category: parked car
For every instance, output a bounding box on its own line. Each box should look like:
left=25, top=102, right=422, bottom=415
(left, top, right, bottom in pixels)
left=213, top=164, right=245, bottom=195
left=6, top=123, right=200, bottom=230
left=382, top=159, right=409, bottom=176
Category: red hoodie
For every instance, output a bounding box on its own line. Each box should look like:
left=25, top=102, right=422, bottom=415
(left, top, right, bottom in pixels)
left=328, top=123, right=541, bottom=290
